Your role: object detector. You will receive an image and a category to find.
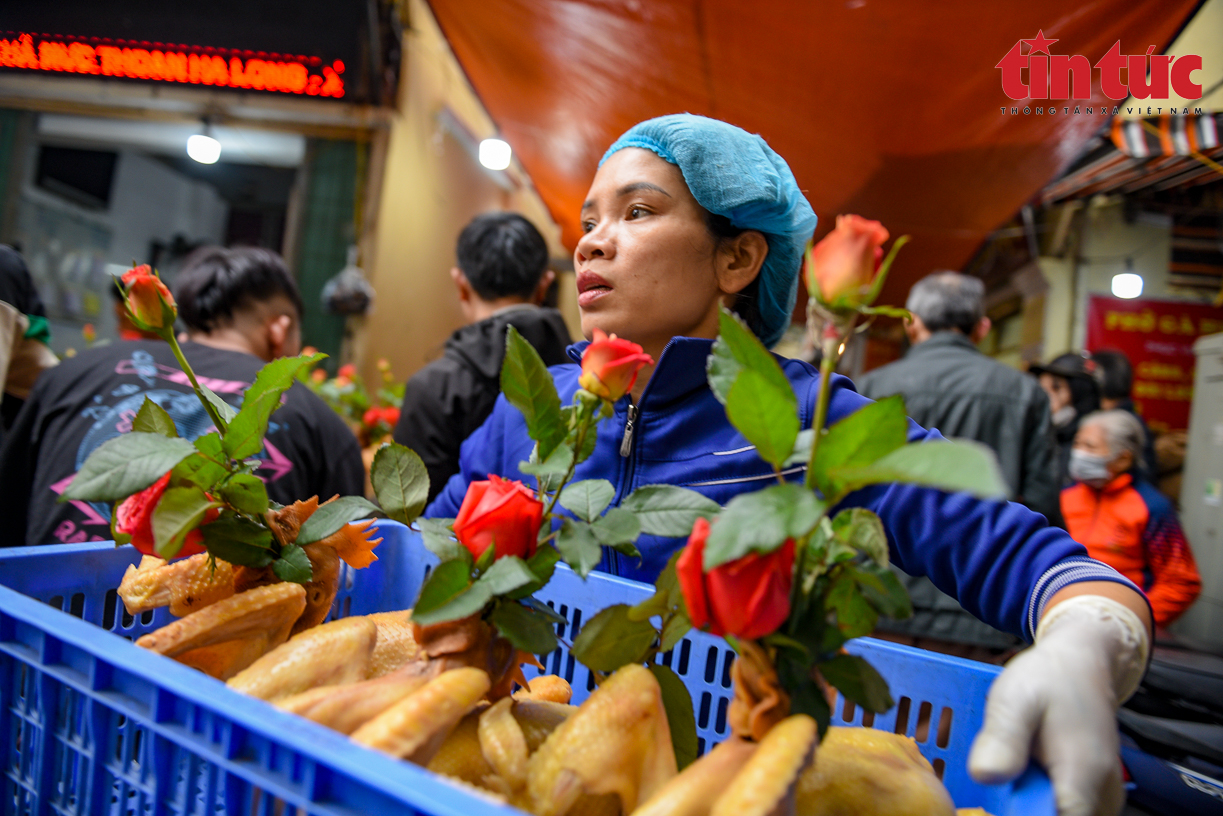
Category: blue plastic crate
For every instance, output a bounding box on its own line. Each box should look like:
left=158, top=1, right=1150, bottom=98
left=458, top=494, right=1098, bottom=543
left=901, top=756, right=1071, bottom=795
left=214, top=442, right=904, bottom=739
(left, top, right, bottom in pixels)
left=1, top=520, right=1053, bottom=815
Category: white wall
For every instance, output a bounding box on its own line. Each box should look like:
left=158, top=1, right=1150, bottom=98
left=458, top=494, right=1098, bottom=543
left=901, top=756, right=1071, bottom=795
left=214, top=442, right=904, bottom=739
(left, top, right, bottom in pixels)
left=107, top=150, right=228, bottom=269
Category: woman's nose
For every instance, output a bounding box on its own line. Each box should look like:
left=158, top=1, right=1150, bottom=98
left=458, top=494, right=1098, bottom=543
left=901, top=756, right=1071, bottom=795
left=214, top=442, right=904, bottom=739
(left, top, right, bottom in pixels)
left=576, top=222, right=613, bottom=262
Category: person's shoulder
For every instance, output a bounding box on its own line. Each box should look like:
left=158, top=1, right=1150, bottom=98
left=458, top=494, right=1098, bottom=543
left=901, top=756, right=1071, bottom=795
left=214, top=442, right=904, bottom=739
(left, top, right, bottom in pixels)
left=1132, top=477, right=1175, bottom=521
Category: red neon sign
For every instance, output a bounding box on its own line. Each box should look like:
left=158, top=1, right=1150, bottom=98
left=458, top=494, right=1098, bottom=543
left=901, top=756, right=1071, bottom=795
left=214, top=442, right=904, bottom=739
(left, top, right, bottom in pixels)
left=0, top=33, right=344, bottom=98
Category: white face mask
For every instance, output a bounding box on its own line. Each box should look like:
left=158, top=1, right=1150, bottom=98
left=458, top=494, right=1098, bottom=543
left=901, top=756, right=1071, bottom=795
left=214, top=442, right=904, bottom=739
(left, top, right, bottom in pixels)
left=1052, top=405, right=1077, bottom=428
left=1069, top=449, right=1112, bottom=488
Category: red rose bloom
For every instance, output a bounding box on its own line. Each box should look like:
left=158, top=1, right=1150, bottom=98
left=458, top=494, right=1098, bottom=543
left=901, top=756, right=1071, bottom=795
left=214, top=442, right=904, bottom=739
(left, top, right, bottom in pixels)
left=337, top=364, right=357, bottom=380
left=363, top=407, right=381, bottom=428
left=578, top=328, right=654, bottom=402
left=453, top=475, right=544, bottom=562
left=114, top=473, right=209, bottom=559
left=381, top=406, right=400, bottom=427
left=120, top=264, right=176, bottom=330
left=676, top=517, right=795, bottom=640
left=808, top=214, right=889, bottom=306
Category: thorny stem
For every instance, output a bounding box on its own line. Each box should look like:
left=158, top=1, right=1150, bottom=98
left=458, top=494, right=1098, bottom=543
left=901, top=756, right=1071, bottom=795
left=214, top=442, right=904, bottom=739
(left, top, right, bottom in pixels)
left=803, top=332, right=844, bottom=492
left=167, top=330, right=229, bottom=434
left=542, top=399, right=596, bottom=518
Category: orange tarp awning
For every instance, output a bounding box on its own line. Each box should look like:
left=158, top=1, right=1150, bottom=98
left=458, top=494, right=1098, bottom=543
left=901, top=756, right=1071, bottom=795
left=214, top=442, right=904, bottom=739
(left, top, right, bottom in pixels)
left=428, top=0, right=1199, bottom=304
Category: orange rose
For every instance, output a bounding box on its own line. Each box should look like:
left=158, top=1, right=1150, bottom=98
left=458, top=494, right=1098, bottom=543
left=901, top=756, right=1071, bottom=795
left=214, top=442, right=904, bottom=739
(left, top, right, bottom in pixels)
left=338, top=364, right=357, bottom=380
left=808, top=214, right=889, bottom=306
left=578, top=328, right=654, bottom=402
left=676, top=517, right=795, bottom=640
left=114, top=473, right=214, bottom=559
left=120, top=264, right=176, bottom=331
left=453, top=475, right=544, bottom=562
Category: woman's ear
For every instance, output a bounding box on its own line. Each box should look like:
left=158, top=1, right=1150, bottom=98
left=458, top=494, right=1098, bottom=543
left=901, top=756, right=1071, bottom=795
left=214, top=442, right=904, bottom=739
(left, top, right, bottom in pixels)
left=266, top=314, right=293, bottom=361
left=716, top=230, right=769, bottom=296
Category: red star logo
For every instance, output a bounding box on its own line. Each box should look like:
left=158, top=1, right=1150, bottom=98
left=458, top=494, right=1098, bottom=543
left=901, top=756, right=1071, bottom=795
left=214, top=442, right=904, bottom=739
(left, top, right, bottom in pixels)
left=1022, top=30, right=1058, bottom=55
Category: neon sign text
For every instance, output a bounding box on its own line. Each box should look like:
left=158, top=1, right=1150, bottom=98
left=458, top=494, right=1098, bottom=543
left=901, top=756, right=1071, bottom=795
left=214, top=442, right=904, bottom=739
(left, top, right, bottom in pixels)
left=0, top=33, right=344, bottom=98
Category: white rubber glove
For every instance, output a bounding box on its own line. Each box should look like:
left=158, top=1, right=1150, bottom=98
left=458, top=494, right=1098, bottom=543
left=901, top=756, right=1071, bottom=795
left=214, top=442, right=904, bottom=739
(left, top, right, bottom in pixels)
left=968, top=595, right=1150, bottom=816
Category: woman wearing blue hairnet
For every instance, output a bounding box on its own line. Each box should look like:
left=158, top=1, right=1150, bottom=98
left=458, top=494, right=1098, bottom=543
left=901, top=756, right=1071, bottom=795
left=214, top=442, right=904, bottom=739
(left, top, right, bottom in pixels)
left=427, top=114, right=1150, bottom=816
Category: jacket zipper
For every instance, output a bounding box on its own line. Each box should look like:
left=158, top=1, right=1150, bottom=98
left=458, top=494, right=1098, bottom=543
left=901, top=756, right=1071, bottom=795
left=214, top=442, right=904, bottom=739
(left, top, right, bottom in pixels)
left=620, top=401, right=638, bottom=458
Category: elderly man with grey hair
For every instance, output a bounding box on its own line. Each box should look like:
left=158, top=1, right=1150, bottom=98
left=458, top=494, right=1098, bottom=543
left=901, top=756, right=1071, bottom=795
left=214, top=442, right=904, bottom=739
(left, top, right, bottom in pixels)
left=858, top=271, right=1060, bottom=658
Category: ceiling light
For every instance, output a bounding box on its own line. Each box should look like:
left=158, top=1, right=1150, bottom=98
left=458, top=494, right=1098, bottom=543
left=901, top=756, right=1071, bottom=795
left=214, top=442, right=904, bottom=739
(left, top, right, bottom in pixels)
left=1111, top=272, right=1143, bottom=299
left=187, top=132, right=221, bottom=164
left=479, top=138, right=512, bottom=170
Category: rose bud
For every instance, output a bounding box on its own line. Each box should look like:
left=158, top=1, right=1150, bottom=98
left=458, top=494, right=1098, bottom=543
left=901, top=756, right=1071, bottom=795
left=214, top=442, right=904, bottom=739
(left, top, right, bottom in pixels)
left=382, top=407, right=401, bottom=427
left=121, top=264, right=177, bottom=331
left=676, top=517, right=795, bottom=641
left=338, top=364, right=357, bottom=380
left=114, top=472, right=214, bottom=559
left=363, top=407, right=381, bottom=428
left=453, top=475, right=544, bottom=562
left=808, top=214, right=889, bottom=306
left=578, top=328, right=654, bottom=402
left=311, top=369, right=327, bottom=383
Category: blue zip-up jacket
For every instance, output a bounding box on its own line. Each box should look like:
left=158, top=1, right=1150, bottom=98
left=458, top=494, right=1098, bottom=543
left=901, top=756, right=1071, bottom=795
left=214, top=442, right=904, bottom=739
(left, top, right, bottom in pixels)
left=427, top=337, right=1139, bottom=641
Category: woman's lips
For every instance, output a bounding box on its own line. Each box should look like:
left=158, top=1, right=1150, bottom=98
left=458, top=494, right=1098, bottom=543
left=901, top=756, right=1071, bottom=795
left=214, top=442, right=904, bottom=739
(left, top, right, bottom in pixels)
left=576, top=271, right=612, bottom=308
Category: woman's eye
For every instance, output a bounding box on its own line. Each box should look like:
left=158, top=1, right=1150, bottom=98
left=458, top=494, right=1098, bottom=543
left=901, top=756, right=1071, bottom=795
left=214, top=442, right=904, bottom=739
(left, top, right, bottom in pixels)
left=581, top=220, right=595, bottom=233
left=627, top=205, right=647, bottom=219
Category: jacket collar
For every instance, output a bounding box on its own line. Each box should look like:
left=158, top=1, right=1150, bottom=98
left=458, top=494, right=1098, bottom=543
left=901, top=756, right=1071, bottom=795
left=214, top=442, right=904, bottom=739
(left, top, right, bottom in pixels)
left=1080, top=472, right=1133, bottom=495
left=566, top=336, right=716, bottom=409
left=906, top=331, right=978, bottom=356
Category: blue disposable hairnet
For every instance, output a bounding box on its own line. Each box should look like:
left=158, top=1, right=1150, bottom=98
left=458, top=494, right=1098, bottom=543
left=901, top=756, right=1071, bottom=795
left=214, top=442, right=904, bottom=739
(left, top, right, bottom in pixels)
left=600, top=114, right=817, bottom=348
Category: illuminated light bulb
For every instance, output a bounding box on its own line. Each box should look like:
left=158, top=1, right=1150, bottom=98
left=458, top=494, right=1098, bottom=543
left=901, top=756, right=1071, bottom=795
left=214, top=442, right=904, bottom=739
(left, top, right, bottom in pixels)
left=1111, top=272, right=1143, bottom=299
left=479, top=138, right=512, bottom=170
left=187, top=133, right=221, bottom=164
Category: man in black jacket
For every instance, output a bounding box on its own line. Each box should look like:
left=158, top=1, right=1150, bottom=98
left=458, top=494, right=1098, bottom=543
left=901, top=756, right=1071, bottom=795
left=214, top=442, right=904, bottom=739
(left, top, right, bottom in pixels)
left=394, top=212, right=572, bottom=500
left=858, top=271, right=1060, bottom=657
left=0, top=247, right=365, bottom=546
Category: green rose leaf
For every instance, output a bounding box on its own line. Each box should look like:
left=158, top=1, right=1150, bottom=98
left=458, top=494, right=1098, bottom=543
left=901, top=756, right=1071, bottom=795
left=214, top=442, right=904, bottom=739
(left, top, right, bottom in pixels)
left=519, top=442, right=574, bottom=481
left=704, top=483, right=823, bottom=570
left=200, top=516, right=275, bottom=568
left=507, top=545, right=562, bottom=600
left=272, top=543, right=314, bottom=583
left=708, top=307, right=794, bottom=407
left=198, top=383, right=238, bottom=430
left=564, top=406, right=599, bottom=464
left=649, top=664, right=698, bottom=771
left=520, top=596, right=567, bottom=624
left=502, top=325, right=566, bottom=460
left=417, top=517, right=469, bottom=563
left=296, top=496, right=381, bottom=545
left=558, top=479, right=615, bottom=523
left=224, top=352, right=325, bottom=459
left=785, top=428, right=815, bottom=466
left=830, top=507, right=889, bottom=567
left=193, top=432, right=225, bottom=458
left=474, top=539, right=497, bottom=574
left=411, top=554, right=536, bottom=626
left=725, top=368, right=800, bottom=470
left=489, top=601, right=560, bottom=655
left=811, top=395, right=908, bottom=499
left=831, top=439, right=1009, bottom=500
left=556, top=519, right=602, bottom=578
left=778, top=651, right=831, bottom=735
left=62, top=432, right=197, bottom=502
left=825, top=572, right=878, bottom=639
left=659, top=612, right=692, bottom=653
left=151, top=485, right=218, bottom=558
left=851, top=564, right=914, bottom=620
left=132, top=397, right=178, bottom=437
left=629, top=550, right=686, bottom=622
left=372, top=443, right=430, bottom=525
left=412, top=559, right=474, bottom=620
left=172, top=451, right=230, bottom=492
left=570, top=603, right=657, bottom=672
left=620, top=485, right=720, bottom=538
left=590, top=507, right=641, bottom=548
left=819, top=653, right=893, bottom=714
left=218, top=473, right=270, bottom=517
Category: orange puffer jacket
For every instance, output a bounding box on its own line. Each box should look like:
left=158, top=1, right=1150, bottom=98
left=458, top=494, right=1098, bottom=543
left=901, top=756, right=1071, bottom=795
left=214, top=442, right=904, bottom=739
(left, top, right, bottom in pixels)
left=1061, top=473, right=1201, bottom=627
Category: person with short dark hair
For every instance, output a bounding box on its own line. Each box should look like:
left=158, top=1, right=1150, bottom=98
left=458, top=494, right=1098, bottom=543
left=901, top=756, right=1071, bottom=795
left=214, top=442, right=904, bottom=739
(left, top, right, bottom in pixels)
left=858, top=270, right=1061, bottom=656
left=393, top=212, right=571, bottom=500
left=0, top=247, right=365, bottom=546
left=1091, top=348, right=1157, bottom=476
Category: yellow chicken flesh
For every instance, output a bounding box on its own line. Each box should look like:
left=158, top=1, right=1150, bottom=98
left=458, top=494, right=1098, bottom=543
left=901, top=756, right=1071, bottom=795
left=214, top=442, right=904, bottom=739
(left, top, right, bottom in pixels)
left=365, top=610, right=420, bottom=677
left=525, top=663, right=676, bottom=816
left=712, top=714, right=817, bottom=816
left=794, top=726, right=956, bottom=816
left=227, top=615, right=377, bottom=700
left=631, top=735, right=758, bottom=816
left=274, top=663, right=432, bottom=734
left=119, top=553, right=235, bottom=617
left=351, top=667, right=491, bottom=764
left=135, top=582, right=304, bottom=659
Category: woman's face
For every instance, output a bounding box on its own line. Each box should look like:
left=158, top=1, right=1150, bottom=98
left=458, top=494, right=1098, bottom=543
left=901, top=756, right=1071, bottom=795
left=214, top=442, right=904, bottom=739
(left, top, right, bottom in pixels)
left=574, top=148, right=726, bottom=357
left=1039, top=373, right=1072, bottom=414
left=1073, top=422, right=1132, bottom=477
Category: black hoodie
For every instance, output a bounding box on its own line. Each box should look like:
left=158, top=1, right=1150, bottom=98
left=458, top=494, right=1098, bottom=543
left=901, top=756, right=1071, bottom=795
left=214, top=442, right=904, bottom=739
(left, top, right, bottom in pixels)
left=393, top=306, right=572, bottom=500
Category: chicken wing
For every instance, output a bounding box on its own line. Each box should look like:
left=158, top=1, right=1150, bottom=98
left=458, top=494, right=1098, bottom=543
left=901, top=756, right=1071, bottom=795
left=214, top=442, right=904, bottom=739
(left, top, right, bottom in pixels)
left=227, top=615, right=377, bottom=700
left=134, top=582, right=305, bottom=659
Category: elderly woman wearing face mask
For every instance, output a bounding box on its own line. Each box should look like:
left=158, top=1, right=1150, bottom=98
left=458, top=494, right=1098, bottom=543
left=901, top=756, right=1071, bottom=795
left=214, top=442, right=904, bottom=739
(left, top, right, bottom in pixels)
left=1062, top=410, right=1201, bottom=629
left=427, top=114, right=1155, bottom=816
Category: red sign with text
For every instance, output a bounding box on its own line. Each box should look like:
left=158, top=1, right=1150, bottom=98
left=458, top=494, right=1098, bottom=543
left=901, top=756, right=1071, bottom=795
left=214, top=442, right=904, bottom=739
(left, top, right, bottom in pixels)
left=1085, top=295, right=1223, bottom=432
